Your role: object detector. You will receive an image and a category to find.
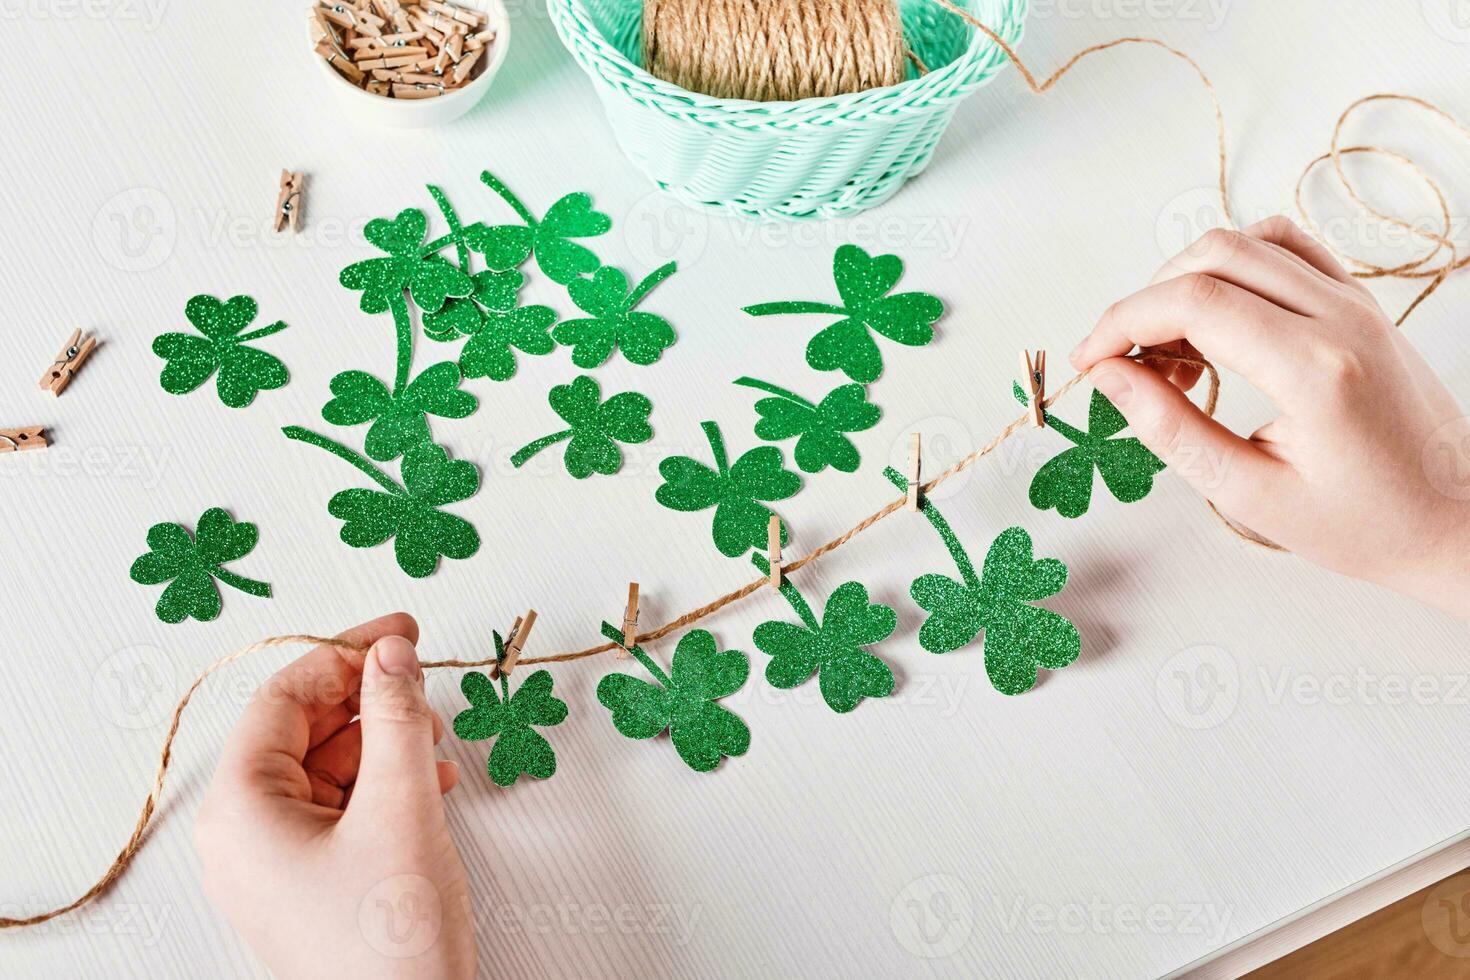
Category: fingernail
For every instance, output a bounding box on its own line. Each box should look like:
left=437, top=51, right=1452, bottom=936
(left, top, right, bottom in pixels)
left=1091, top=368, right=1132, bottom=408
left=374, top=635, right=420, bottom=677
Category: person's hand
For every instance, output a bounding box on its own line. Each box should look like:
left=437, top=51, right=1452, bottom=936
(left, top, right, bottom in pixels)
left=194, top=613, right=475, bottom=979
left=1070, top=216, right=1470, bottom=618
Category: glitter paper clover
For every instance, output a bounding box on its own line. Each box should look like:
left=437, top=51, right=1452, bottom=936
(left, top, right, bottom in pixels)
left=422, top=269, right=558, bottom=382
left=153, top=294, right=289, bottom=409
left=453, top=632, right=569, bottom=787
left=1014, top=382, right=1166, bottom=518
left=465, top=171, right=612, bottom=284
left=744, top=244, right=944, bottom=384
left=595, top=622, right=750, bottom=773
left=322, top=361, right=477, bottom=462
left=552, top=262, right=678, bottom=368
left=510, top=375, right=653, bottom=478
left=284, top=428, right=480, bottom=578
left=735, top=377, right=880, bottom=474
left=749, top=555, right=896, bottom=713
left=129, top=507, right=271, bottom=624
left=339, top=207, right=474, bottom=316
left=884, top=468, right=1080, bottom=695
left=655, top=420, right=801, bottom=558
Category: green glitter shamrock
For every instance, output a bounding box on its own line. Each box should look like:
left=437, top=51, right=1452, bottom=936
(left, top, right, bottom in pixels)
left=465, top=171, right=611, bottom=284
left=453, top=632, right=569, bottom=787
left=594, top=622, right=750, bottom=773
left=655, top=420, right=801, bottom=558
left=322, top=361, right=477, bottom=462
left=552, top=262, right=678, bottom=368
left=1014, top=382, right=1166, bottom=519
left=749, top=554, right=896, bottom=713
left=283, top=427, right=480, bottom=578
left=510, top=375, right=653, bottom=478
left=883, top=467, right=1080, bottom=696
left=744, top=244, right=944, bottom=384
left=152, top=295, right=289, bottom=409
left=340, top=208, right=474, bottom=316
left=129, top=507, right=271, bottom=624
left=423, top=269, right=558, bottom=382
left=735, top=377, right=880, bottom=474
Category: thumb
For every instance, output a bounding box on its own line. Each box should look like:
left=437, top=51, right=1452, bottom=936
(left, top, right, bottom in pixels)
left=351, top=635, right=442, bottom=815
left=1088, top=357, right=1285, bottom=519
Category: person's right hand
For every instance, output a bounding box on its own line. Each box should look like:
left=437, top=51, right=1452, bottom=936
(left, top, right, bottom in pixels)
left=1069, top=216, right=1470, bottom=619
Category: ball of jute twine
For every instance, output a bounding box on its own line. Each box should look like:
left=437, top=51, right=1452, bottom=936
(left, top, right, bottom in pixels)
left=642, top=0, right=908, bottom=101
left=6, top=2, right=1469, bottom=931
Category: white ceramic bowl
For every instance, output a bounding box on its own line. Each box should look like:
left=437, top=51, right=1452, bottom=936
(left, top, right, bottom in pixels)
left=307, top=0, right=510, bottom=128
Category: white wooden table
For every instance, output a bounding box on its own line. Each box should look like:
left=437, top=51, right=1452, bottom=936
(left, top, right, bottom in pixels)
left=3, top=1, right=1469, bottom=976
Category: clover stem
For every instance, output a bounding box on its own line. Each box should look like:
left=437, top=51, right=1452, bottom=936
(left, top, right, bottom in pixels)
left=749, top=554, right=819, bottom=630
left=599, top=622, right=672, bottom=687
left=700, top=421, right=730, bottom=478
left=282, top=426, right=404, bottom=495
left=733, top=377, right=816, bottom=411
left=510, top=430, right=573, bottom=468
left=213, top=567, right=272, bottom=598
left=389, top=292, right=414, bottom=397
left=479, top=170, right=535, bottom=225
left=882, top=467, right=981, bottom=588
left=237, top=320, right=288, bottom=343
left=743, top=300, right=849, bottom=318
left=626, top=261, right=678, bottom=308
left=426, top=184, right=470, bottom=273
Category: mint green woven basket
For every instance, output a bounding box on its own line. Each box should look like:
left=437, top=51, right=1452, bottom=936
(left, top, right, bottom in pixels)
left=548, top=0, right=1028, bottom=220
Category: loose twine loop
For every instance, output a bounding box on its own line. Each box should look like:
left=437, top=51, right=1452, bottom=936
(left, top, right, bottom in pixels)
left=8, top=4, right=1470, bottom=931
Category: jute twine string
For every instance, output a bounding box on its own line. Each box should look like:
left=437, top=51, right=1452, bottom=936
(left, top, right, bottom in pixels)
left=7, top=9, right=1469, bottom=930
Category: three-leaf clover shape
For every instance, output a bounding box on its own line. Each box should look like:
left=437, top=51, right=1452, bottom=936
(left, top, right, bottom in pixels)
left=283, top=427, right=481, bottom=578
left=322, top=361, right=477, bottom=462
left=465, top=171, right=611, bottom=284
left=453, top=632, right=569, bottom=787
left=340, top=208, right=474, bottom=315
left=1014, top=383, right=1166, bottom=518
left=655, top=420, right=800, bottom=558
left=130, top=507, right=271, bottom=624
left=510, top=375, right=653, bottom=478
left=750, top=555, right=897, bottom=713
left=744, top=244, right=944, bottom=384
left=735, top=377, right=880, bottom=474
left=422, top=268, right=557, bottom=382
left=153, top=294, right=289, bottom=408
left=595, top=623, right=750, bottom=773
left=552, top=262, right=678, bottom=368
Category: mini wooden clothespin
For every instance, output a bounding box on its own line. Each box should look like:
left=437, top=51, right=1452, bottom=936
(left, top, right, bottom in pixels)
left=0, top=427, right=46, bottom=453
left=495, top=609, right=536, bottom=679
left=767, top=515, right=782, bottom=590
left=275, top=171, right=304, bottom=233
left=619, top=583, right=638, bottom=658
left=40, top=329, right=96, bottom=396
left=906, top=432, right=922, bottom=511
left=1021, top=349, right=1046, bottom=427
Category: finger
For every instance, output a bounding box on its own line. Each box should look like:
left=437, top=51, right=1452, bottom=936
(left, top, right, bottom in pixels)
left=308, top=702, right=355, bottom=749
left=1243, top=215, right=1360, bottom=286
left=1090, top=357, right=1288, bottom=517
left=304, top=721, right=362, bottom=809
left=1149, top=224, right=1342, bottom=315
left=1073, top=273, right=1313, bottom=406
left=222, top=613, right=420, bottom=776
left=437, top=760, right=460, bottom=795
left=349, top=635, right=442, bottom=820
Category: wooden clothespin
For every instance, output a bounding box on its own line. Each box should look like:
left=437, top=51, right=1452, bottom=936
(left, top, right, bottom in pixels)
left=495, top=609, right=536, bottom=679
left=0, top=427, right=46, bottom=453
left=1021, top=349, right=1046, bottom=427
left=40, top=329, right=96, bottom=396
left=619, top=583, right=638, bottom=658
left=275, top=170, right=304, bottom=233
left=767, top=515, right=782, bottom=590
left=906, top=432, right=922, bottom=511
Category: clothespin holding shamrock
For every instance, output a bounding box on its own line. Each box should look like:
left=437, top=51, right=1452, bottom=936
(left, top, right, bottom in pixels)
left=40, top=329, right=97, bottom=396
left=618, top=584, right=638, bottom=659
left=767, top=515, right=783, bottom=590
left=1021, top=349, right=1046, bottom=428
left=0, top=428, right=46, bottom=453
left=493, top=610, right=536, bottom=679
left=275, top=170, right=304, bottom=233
left=906, top=433, right=922, bottom=511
